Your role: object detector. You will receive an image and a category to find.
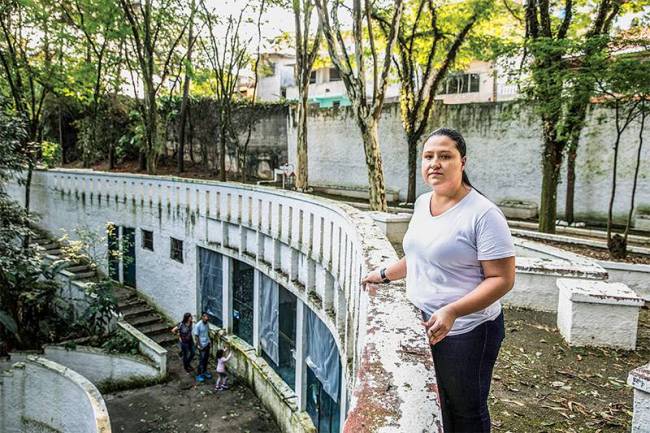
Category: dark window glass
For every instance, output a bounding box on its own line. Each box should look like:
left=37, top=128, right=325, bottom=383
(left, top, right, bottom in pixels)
left=170, top=237, right=183, bottom=263
left=306, top=365, right=341, bottom=433
left=310, top=71, right=317, bottom=84
left=329, top=67, right=341, bottom=82
left=469, top=73, right=480, bottom=92
left=262, top=285, right=297, bottom=390
left=447, top=75, right=460, bottom=94
left=198, top=247, right=223, bottom=327
left=232, top=260, right=254, bottom=346
left=141, top=229, right=154, bottom=251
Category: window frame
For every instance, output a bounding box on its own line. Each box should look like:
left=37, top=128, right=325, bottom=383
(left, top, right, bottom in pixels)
left=170, top=237, right=184, bottom=263
left=141, top=229, right=154, bottom=251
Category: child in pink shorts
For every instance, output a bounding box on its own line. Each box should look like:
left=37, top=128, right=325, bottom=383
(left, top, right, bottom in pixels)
left=214, top=346, right=232, bottom=391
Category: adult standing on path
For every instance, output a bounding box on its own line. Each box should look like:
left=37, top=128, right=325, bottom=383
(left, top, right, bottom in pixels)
left=193, top=312, right=212, bottom=382
left=363, top=128, right=516, bottom=433
left=171, top=313, right=195, bottom=373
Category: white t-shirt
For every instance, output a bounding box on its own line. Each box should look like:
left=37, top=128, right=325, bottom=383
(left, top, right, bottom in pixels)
left=403, top=189, right=515, bottom=336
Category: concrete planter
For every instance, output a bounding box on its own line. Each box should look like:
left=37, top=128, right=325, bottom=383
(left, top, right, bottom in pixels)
left=498, top=199, right=538, bottom=219
left=628, top=362, right=650, bottom=433
left=369, top=212, right=412, bottom=245
left=556, top=279, right=644, bottom=350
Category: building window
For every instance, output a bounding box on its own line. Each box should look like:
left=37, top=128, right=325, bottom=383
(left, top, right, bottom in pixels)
left=281, top=87, right=287, bottom=98
left=442, top=73, right=480, bottom=94
left=329, top=67, right=341, bottom=82
left=232, top=259, right=254, bottom=346
left=141, top=229, right=154, bottom=251
left=310, top=71, right=317, bottom=84
left=170, top=237, right=183, bottom=263
left=198, top=247, right=223, bottom=326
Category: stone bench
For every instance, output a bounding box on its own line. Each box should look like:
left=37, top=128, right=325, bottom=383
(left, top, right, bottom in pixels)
left=628, top=362, right=650, bottom=433
left=556, top=279, right=644, bottom=350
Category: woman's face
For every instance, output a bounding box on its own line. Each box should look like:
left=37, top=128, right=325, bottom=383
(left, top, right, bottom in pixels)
left=421, top=134, right=466, bottom=192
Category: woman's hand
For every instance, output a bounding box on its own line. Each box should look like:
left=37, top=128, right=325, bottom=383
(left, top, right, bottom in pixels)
left=422, top=305, right=458, bottom=345
left=361, top=269, right=383, bottom=293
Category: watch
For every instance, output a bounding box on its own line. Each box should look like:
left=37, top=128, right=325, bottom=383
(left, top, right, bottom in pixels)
left=380, top=267, right=391, bottom=283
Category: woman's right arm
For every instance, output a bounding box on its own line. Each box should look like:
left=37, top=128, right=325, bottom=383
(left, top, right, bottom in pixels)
left=361, top=257, right=407, bottom=285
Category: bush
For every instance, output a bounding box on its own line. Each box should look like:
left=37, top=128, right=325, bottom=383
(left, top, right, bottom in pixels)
left=41, top=141, right=62, bottom=168
left=100, top=328, right=139, bottom=355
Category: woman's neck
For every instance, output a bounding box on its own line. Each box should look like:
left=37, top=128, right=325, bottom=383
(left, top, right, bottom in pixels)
left=430, top=183, right=471, bottom=216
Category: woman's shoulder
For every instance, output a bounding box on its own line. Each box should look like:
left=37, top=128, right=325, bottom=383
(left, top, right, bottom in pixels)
left=466, top=190, right=504, bottom=219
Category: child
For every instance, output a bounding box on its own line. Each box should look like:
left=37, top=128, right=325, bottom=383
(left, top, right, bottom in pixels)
left=214, top=346, right=232, bottom=391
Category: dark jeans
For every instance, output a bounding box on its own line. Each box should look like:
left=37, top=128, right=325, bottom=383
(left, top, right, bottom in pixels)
left=180, top=340, right=195, bottom=370
left=424, top=311, right=505, bottom=433
left=197, top=343, right=211, bottom=375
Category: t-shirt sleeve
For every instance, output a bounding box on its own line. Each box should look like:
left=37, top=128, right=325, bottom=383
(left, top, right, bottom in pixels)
left=476, top=207, right=515, bottom=261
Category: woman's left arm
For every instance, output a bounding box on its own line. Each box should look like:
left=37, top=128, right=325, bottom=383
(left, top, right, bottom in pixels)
left=424, top=256, right=515, bottom=345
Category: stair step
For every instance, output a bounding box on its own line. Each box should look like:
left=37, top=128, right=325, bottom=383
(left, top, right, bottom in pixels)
left=118, top=300, right=147, bottom=312
left=128, top=315, right=162, bottom=327
left=66, top=265, right=90, bottom=273
left=69, top=271, right=96, bottom=280
left=140, top=322, right=172, bottom=337
left=45, top=248, right=62, bottom=255
left=117, top=298, right=141, bottom=309
left=122, top=306, right=154, bottom=320
left=38, top=242, right=58, bottom=250
left=152, top=333, right=178, bottom=346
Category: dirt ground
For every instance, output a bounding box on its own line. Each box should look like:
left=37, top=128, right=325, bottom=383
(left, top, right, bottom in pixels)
left=104, top=353, right=280, bottom=433
left=490, top=306, right=649, bottom=433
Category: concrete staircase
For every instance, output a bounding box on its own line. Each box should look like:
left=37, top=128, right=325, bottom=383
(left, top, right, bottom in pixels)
left=30, top=234, right=98, bottom=282
left=31, top=231, right=177, bottom=348
left=113, top=286, right=177, bottom=347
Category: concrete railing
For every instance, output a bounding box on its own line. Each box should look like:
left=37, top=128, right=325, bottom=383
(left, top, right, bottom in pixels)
left=0, top=356, right=111, bottom=433
left=8, top=168, right=442, bottom=433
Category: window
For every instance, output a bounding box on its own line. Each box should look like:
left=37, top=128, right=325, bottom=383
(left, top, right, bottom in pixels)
left=310, top=71, right=317, bottom=84
left=329, top=67, right=341, bottom=82
left=332, top=101, right=340, bottom=108
left=199, top=247, right=223, bottom=326
left=281, top=87, right=287, bottom=98
left=442, top=73, right=480, bottom=95
left=141, top=229, right=153, bottom=251
left=232, top=259, right=254, bottom=345
left=170, top=237, right=183, bottom=263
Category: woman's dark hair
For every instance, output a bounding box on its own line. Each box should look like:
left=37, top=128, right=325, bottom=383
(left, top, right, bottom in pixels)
left=216, top=349, right=225, bottom=359
left=426, top=127, right=476, bottom=190
left=182, top=312, right=192, bottom=324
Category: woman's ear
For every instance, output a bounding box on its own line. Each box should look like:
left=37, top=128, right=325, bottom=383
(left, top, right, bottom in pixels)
left=461, top=156, right=467, bottom=170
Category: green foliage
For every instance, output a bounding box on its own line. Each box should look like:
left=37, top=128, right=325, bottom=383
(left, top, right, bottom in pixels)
left=40, top=141, right=61, bottom=168
left=100, top=328, right=139, bottom=355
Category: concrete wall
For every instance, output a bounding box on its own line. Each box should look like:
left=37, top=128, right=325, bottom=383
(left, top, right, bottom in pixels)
left=287, top=101, right=650, bottom=221
left=42, top=345, right=160, bottom=385
left=0, top=356, right=111, bottom=433
left=8, top=169, right=442, bottom=433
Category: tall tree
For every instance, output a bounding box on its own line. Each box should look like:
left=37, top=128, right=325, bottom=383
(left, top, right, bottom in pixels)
left=62, top=0, right=127, bottom=169
left=0, top=0, right=63, bottom=212
left=177, top=0, right=197, bottom=173
left=293, top=0, right=322, bottom=192
left=375, top=0, right=492, bottom=203
left=522, top=0, right=623, bottom=233
left=119, top=0, right=188, bottom=174
left=200, top=5, right=250, bottom=181
left=314, top=0, right=404, bottom=211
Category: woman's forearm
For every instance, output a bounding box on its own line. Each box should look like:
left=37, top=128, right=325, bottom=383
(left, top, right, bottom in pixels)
left=385, top=257, right=407, bottom=281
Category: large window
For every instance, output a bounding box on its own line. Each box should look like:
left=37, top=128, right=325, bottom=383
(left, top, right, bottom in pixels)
left=260, top=274, right=297, bottom=390
left=232, top=260, right=255, bottom=346
left=442, top=73, right=480, bottom=94
left=198, top=248, right=223, bottom=327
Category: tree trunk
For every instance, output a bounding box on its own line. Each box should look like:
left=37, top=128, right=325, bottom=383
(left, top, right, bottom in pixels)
left=564, top=143, right=576, bottom=224
left=359, top=118, right=387, bottom=211
left=145, top=84, right=158, bottom=175
left=295, top=85, right=310, bottom=191
left=539, top=140, right=562, bottom=233
left=406, top=133, right=418, bottom=204
left=219, top=123, right=227, bottom=181
left=177, top=2, right=194, bottom=174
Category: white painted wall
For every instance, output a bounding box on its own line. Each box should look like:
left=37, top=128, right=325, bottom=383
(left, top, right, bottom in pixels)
left=0, top=357, right=111, bottom=433
left=287, top=101, right=650, bottom=221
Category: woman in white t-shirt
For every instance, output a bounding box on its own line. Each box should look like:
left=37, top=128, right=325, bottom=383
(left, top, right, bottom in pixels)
left=363, top=128, right=515, bottom=433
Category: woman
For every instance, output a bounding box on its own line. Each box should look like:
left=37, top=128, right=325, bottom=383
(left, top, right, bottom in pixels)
left=363, top=128, right=515, bottom=432
left=171, top=312, right=195, bottom=373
